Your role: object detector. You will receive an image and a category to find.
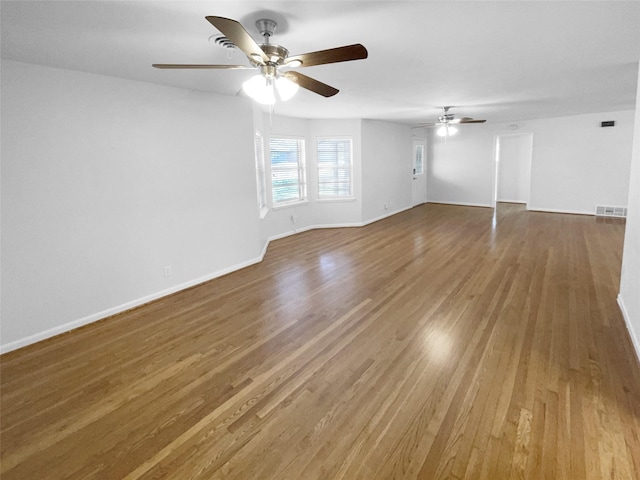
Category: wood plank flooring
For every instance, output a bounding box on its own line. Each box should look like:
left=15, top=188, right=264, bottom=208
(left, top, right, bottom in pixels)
left=2, top=203, right=639, bottom=479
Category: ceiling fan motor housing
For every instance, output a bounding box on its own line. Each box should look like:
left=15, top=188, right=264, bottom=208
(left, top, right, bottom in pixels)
left=439, top=113, right=455, bottom=123
left=258, top=44, right=289, bottom=65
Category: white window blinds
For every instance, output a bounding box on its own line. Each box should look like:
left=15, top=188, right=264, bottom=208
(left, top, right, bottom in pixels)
left=270, top=137, right=306, bottom=205
left=317, top=138, right=353, bottom=198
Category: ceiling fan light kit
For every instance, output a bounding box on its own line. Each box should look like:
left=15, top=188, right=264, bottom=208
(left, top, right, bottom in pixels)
left=242, top=74, right=276, bottom=104
left=275, top=76, right=299, bottom=101
left=437, top=125, right=458, bottom=137
left=153, top=15, right=368, bottom=105
left=242, top=74, right=299, bottom=105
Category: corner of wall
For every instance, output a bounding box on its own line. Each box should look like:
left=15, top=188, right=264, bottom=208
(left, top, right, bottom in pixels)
left=617, top=61, right=640, bottom=366
left=618, top=295, right=640, bottom=364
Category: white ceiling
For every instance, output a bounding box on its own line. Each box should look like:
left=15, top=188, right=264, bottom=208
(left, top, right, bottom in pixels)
left=2, top=1, right=640, bottom=125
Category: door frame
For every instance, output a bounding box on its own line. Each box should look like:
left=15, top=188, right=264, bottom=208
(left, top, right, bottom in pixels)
left=412, top=138, right=427, bottom=206
left=491, top=132, right=533, bottom=209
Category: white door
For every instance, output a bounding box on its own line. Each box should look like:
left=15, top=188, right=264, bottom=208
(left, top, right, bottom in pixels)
left=412, top=139, right=427, bottom=206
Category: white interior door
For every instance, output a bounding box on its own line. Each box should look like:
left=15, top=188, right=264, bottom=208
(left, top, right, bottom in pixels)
left=412, top=139, right=427, bottom=206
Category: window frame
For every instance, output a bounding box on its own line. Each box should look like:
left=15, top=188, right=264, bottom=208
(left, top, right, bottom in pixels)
left=269, top=135, right=307, bottom=208
left=316, top=136, right=354, bottom=201
left=254, top=131, right=268, bottom=218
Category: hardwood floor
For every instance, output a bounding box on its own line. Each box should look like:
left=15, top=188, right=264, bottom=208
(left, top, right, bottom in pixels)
left=2, top=203, right=639, bottom=479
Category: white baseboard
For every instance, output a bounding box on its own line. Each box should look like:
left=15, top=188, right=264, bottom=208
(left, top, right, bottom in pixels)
left=267, top=206, right=413, bottom=238
left=618, top=294, right=640, bottom=364
left=267, top=226, right=313, bottom=242
left=1, top=207, right=415, bottom=354
left=360, top=206, right=414, bottom=226
left=526, top=206, right=593, bottom=216
left=312, top=221, right=364, bottom=229
left=428, top=201, right=492, bottom=209
left=0, top=254, right=265, bottom=354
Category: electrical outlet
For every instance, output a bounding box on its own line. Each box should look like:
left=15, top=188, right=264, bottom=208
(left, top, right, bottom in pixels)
left=164, top=266, right=172, bottom=277
left=291, top=214, right=297, bottom=223
left=384, top=203, right=389, bottom=210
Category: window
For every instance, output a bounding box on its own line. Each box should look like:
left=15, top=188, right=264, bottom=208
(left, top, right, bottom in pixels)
left=270, top=137, right=306, bottom=205
left=254, top=131, right=267, bottom=217
left=317, top=138, right=353, bottom=199
left=414, top=143, right=424, bottom=175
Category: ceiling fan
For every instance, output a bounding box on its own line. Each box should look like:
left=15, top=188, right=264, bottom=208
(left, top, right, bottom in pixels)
left=153, top=16, right=368, bottom=105
left=416, top=107, right=486, bottom=136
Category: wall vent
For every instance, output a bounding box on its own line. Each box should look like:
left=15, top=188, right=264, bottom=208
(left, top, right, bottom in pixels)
left=595, top=205, right=627, bottom=217
left=213, top=35, right=236, bottom=50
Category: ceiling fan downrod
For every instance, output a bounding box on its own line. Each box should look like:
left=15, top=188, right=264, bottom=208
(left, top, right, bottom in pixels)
left=255, top=18, right=277, bottom=43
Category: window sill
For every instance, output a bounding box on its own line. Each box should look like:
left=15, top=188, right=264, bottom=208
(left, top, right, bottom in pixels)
left=316, top=197, right=357, bottom=203
left=272, top=200, right=309, bottom=210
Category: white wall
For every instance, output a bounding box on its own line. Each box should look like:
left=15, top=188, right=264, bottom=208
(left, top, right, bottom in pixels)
left=429, top=125, right=495, bottom=207
left=427, top=111, right=635, bottom=213
left=619, top=62, right=640, bottom=360
left=497, top=133, right=533, bottom=204
left=1, top=60, right=262, bottom=350
left=527, top=111, right=634, bottom=214
left=0, top=61, right=415, bottom=352
left=361, top=120, right=414, bottom=222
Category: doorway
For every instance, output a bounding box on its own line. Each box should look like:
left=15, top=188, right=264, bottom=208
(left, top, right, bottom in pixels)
left=412, top=139, right=427, bottom=206
left=492, top=133, right=533, bottom=208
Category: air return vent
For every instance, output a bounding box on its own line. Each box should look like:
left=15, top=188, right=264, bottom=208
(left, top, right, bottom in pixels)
left=595, top=205, right=627, bottom=217
left=215, top=35, right=236, bottom=49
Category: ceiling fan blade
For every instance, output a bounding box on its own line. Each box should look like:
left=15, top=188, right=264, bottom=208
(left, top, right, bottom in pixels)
left=206, top=16, right=269, bottom=64
left=414, top=123, right=437, bottom=127
left=284, top=72, right=339, bottom=97
left=152, top=64, right=250, bottom=69
left=458, top=119, right=487, bottom=124
left=286, top=44, right=368, bottom=67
